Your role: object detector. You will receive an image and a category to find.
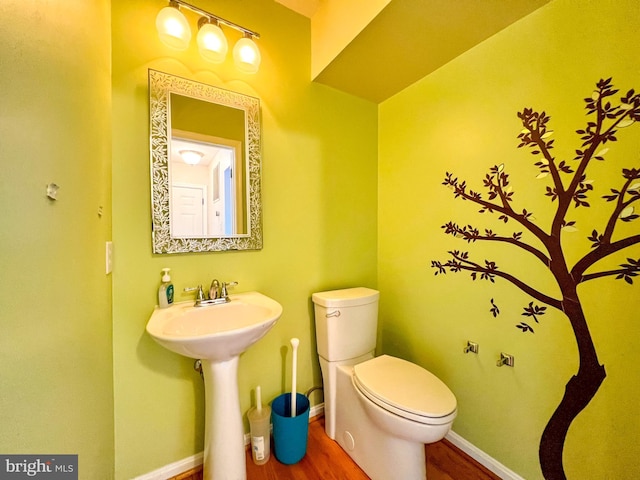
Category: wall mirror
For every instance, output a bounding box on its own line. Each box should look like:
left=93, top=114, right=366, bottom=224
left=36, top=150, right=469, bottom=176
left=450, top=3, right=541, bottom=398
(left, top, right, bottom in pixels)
left=149, top=69, right=262, bottom=253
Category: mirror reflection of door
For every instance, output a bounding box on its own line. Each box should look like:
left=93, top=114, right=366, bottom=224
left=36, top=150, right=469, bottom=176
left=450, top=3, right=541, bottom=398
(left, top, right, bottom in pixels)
left=169, top=93, right=247, bottom=238
left=211, top=150, right=235, bottom=236
left=171, top=183, right=206, bottom=237
left=169, top=132, right=242, bottom=237
left=223, top=165, right=234, bottom=235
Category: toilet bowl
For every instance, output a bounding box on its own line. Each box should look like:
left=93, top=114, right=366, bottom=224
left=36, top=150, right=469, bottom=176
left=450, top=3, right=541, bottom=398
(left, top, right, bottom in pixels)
left=353, top=355, right=456, bottom=443
left=312, top=288, right=457, bottom=480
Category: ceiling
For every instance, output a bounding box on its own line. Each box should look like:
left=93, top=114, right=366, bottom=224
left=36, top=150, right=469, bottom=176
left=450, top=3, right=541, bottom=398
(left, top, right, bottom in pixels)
left=276, top=0, right=552, bottom=103
left=275, top=0, right=322, bottom=18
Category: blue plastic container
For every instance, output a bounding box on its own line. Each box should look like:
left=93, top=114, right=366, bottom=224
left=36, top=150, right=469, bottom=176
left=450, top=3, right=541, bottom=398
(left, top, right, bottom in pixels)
left=271, top=393, right=310, bottom=464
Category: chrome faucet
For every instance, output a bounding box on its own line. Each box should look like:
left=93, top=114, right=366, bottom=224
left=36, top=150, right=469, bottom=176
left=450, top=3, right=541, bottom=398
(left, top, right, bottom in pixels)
left=209, top=279, right=220, bottom=299
left=185, top=280, right=238, bottom=307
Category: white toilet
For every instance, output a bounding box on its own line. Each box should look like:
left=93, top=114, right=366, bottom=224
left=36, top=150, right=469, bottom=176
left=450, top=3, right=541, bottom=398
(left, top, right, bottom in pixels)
left=312, top=287, right=457, bottom=480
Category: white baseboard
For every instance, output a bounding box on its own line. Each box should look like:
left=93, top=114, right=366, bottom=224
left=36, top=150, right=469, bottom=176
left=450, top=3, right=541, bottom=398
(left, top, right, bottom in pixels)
left=132, top=452, right=203, bottom=480
left=133, top=403, right=325, bottom=480
left=445, top=430, right=525, bottom=480
left=134, top=403, right=524, bottom=480
left=309, top=402, right=325, bottom=420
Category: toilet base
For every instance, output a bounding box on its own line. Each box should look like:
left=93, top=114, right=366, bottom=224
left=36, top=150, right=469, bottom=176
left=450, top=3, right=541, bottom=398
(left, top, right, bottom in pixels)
left=332, top=365, right=427, bottom=480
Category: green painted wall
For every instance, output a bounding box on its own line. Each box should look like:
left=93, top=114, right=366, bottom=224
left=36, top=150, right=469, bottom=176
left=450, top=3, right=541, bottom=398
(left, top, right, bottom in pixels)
left=7, top=1, right=637, bottom=479
left=111, top=1, right=377, bottom=478
left=378, top=0, right=640, bottom=479
left=0, top=0, right=114, bottom=477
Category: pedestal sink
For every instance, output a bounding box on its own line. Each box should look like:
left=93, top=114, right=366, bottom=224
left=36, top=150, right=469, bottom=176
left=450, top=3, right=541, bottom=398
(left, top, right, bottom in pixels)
left=146, top=291, right=282, bottom=480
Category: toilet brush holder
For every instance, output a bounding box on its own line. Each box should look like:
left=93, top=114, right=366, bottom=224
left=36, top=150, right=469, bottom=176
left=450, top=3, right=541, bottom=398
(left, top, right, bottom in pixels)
left=271, top=393, right=310, bottom=464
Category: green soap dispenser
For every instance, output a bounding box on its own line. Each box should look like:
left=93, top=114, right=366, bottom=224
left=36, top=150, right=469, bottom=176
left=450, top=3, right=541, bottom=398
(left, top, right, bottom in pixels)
left=158, top=268, right=174, bottom=308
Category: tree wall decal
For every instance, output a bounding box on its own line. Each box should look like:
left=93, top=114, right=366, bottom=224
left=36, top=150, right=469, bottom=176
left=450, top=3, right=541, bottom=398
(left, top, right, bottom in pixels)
left=431, top=78, right=640, bottom=480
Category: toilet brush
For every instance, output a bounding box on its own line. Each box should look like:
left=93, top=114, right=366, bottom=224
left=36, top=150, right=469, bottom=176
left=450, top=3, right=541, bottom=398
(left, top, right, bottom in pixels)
left=290, top=338, right=299, bottom=417
left=256, top=385, right=262, bottom=414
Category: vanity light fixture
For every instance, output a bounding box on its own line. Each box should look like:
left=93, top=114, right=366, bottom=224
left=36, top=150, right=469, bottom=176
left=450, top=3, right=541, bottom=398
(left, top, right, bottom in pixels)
left=197, top=17, right=228, bottom=64
left=156, top=1, right=191, bottom=51
left=233, top=33, right=262, bottom=74
left=156, top=0, right=261, bottom=73
left=179, top=149, right=205, bottom=165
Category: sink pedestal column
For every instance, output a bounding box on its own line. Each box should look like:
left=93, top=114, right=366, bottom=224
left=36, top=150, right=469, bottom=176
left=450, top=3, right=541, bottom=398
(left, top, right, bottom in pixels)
left=201, top=357, right=246, bottom=480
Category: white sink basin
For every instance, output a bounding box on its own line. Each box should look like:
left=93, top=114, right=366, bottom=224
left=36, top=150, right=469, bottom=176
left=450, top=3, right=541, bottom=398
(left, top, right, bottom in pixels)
left=146, top=291, right=282, bottom=361
left=146, top=291, right=283, bottom=480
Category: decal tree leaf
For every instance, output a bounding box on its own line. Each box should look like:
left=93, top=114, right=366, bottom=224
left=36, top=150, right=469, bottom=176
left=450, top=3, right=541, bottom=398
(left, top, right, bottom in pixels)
left=432, top=79, right=640, bottom=480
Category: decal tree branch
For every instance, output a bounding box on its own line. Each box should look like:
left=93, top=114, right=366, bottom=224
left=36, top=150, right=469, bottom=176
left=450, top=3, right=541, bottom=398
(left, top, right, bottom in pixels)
left=431, top=78, right=640, bottom=480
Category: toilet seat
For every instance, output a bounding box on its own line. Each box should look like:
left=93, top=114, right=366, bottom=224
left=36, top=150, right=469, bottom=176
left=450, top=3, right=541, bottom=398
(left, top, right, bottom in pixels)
left=353, top=355, right=457, bottom=425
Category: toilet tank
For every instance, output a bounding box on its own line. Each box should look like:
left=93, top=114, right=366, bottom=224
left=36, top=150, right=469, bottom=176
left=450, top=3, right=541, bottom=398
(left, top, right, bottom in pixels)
left=312, top=287, right=380, bottom=362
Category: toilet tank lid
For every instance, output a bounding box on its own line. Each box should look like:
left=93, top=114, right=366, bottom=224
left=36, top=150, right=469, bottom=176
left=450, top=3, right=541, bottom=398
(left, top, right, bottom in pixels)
left=312, top=287, right=379, bottom=307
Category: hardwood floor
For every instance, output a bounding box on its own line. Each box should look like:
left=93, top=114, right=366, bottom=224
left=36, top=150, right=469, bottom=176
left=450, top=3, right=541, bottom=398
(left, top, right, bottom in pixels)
left=425, top=440, right=499, bottom=480
left=170, top=417, right=500, bottom=480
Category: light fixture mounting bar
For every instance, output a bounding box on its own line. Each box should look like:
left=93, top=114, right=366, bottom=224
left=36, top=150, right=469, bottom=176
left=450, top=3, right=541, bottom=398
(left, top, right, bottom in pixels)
left=171, top=0, right=260, bottom=39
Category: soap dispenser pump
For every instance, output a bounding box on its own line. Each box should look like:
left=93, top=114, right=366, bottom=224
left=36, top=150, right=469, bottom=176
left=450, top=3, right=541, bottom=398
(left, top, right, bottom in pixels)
left=158, top=268, right=174, bottom=308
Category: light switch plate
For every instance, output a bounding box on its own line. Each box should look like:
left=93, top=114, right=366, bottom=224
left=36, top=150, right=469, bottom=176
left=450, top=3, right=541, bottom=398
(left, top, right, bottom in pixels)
left=106, top=241, right=113, bottom=274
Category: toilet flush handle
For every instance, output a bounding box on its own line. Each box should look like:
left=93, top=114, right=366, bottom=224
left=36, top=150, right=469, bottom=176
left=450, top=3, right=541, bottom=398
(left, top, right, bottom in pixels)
left=326, top=310, right=341, bottom=318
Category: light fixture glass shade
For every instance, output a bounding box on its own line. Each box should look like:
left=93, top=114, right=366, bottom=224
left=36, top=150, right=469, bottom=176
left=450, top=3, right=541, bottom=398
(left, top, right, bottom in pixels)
left=179, top=150, right=204, bottom=165
left=197, top=21, right=228, bottom=63
left=233, top=35, right=261, bottom=74
left=156, top=5, right=192, bottom=51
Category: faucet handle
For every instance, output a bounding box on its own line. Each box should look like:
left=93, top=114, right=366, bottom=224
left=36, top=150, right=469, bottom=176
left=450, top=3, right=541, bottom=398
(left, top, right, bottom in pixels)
left=221, top=281, right=238, bottom=297
left=184, top=285, right=205, bottom=302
